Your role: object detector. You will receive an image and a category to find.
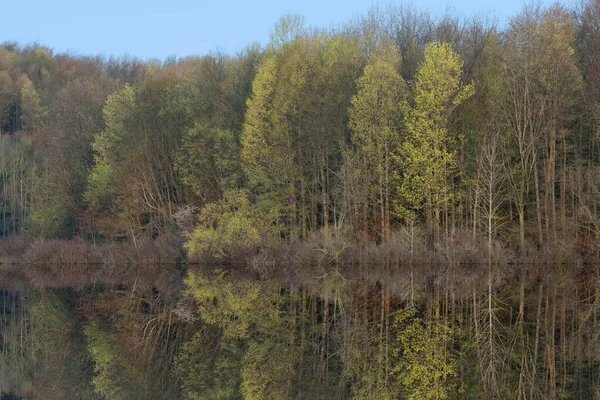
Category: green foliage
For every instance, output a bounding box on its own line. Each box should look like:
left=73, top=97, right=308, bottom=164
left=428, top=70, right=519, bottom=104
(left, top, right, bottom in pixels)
left=241, top=56, right=289, bottom=214
left=240, top=340, right=295, bottom=400
left=184, top=270, right=277, bottom=339
left=84, top=161, right=117, bottom=213
left=184, top=189, right=278, bottom=259
left=19, top=74, right=46, bottom=132
left=84, top=85, right=136, bottom=224
left=176, top=122, right=242, bottom=204
left=0, top=291, right=96, bottom=399
left=175, top=327, right=244, bottom=400
left=93, top=84, right=137, bottom=167
left=344, top=321, right=400, bottom=400
left=84, top=72, right=198, bottom=238
left=26, top=189, right=71, bottom=239
left=349, top=42, right=405, bottom=146
left=181, top=271, right=299, bottom=399
left=1, top=13, right=600, bottom=399
left=398, top=42, right=474, bottom=224
left=84, top=321, right=132, bottom=400
left=0, top=70, right=15, bottom=132
left=348, top=41, right=405, bottom=237
left=393, top=309, right=464, bottom=400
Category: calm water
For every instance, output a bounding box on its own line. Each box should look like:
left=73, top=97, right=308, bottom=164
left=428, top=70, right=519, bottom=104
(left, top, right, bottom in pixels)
left=0, top=261, right=597, bottom=399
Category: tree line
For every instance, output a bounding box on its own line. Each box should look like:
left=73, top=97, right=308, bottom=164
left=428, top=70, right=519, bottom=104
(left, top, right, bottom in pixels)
left=1, top=1, right=600, bottom=260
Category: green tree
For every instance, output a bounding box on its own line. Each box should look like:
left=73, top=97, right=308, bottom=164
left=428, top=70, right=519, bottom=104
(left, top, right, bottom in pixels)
left=184, top=189, right=278, bottom=259
left=348, top=41, right=406, bottom=240
left=19, top=74, right=46, bottom=132
left=398, top=41, right=474, bottom=238
left=84, top=85, right=135, bottom=237
left=176, top=123, right=241, bottom=204
left=83, top=321, right=141, bottom=400
left=0, top=70, right=14, bottom=132
left=85, top=68, right=196, bottom=240
left=241, top=53, right=302, bottom=239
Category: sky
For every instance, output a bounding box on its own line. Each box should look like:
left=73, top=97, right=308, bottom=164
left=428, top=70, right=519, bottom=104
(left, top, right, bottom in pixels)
left=3, top=0, right=558, bottom=61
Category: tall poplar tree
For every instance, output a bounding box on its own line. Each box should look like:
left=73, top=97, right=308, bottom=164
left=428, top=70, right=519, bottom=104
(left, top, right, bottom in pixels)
left=399, top=42, right=474, bottom=238
left=348, top=41, right=405, bottom=240
left=241, top=57, right=289, bottom=232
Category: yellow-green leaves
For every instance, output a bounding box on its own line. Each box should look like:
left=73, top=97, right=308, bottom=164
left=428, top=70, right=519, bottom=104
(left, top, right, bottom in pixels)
left=182, top=271, right=298, bottom=399
left=83, top=86, right=136, bottom=218
left=398, top=42, right=473, bottom=228
left=185, top=270, right=271, bottom=339
left=19, top=75, right=46, bottom=132
left=393, top=309, right=464, bottom=400
left=348, top=41, right=406, bottom=239
left=411, top=42, right=474, bottom=119
left=93, top=85, right=136, bottom=165
left=241, top=57, right=278, bottom=193
left=184, top=189, right=277, bottom=259
left=83, top=322, right=130, bottom=400
left=349, top=42, right=405, bottom=152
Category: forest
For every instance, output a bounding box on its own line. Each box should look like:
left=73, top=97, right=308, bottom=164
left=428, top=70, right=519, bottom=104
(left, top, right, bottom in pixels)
left=0, top=0, right=599, bottom=399
left=0, top=1, right=599, bottom=258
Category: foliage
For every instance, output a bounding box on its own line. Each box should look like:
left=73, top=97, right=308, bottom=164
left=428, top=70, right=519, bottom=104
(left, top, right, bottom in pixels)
left=393, top=309, right=464, bottom=400
left=175, top=326, right=244, bottom=400
left=184, top=189, right=278, bottom=259
left=348, top=41, right=406, bottom=238
left=176, top=123, right=242, bottom=204
left=398, top=42, right=474, bottom=227
left=181, top=271, right=298, bottom=399
left=0, top=6, right=600, bottom=397
left=19, top=75, right=46, bottom=132
left=83, top=321, right=133, bottom=400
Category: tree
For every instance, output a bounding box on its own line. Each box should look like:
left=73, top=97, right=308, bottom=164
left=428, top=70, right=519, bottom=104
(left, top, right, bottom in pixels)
left=182, top=271, right=299, bottom=399
left=475, top=129, right=509, bottom=397
left=241, top=37, right=321, bottom=240
left=319, top=34, right=364, bottom=233
left=27, top=78, right=111, bottom=239
left=85, top=67, right=196, bottom=240
left=348, top=41, right=406, bottom=240
left=176, top=124, right=241, bottom=205
left=0, top=71, right=14, bottom=132
left=184, top=189, right=278, bottom=259
left=241, top=56, right=291, bottom=227
left=538, top=5, right=582, bottom=240
left=503, top=4, right=582, bottom=247
left=503, top=5, right=546, bottom=248
left=0, top=133, right=33, bottom=235
left=399, top=41, right=474, bottom=238
left=84, top=85, right=135, bottom=237
left=19, top=74, right=46, bottom=132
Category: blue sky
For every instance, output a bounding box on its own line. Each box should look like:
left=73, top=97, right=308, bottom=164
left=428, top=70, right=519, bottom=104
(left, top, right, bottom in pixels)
left=4, top=0, right=558, bottom=60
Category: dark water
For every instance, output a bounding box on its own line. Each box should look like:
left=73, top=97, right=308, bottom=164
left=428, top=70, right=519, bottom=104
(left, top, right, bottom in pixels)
left=0, top=262, right=598, bottom=399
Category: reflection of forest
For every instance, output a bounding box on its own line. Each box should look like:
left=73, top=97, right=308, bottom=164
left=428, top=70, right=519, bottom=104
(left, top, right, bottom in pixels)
left=0, top=259, right=597, bottom=399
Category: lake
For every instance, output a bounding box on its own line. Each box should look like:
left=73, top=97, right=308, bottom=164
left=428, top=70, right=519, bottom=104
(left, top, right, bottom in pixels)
left=0, top=260, right=597, bottom=399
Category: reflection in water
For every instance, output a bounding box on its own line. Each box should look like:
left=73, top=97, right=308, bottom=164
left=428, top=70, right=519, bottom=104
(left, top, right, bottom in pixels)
left=0, top=261, right=598, bottom=399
